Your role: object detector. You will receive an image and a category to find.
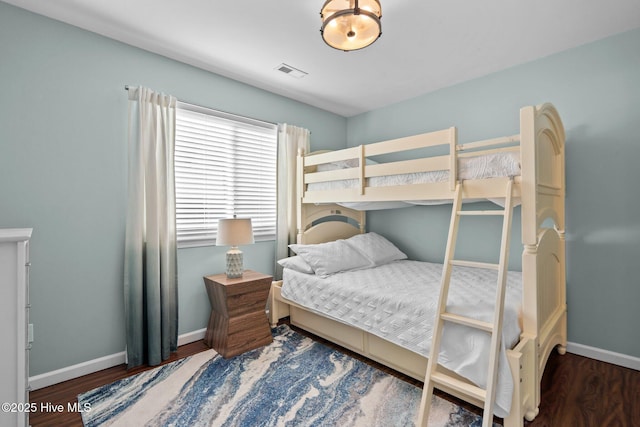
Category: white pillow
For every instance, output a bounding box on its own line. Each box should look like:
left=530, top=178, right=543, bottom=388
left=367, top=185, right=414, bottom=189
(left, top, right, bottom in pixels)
left=289, top=240, right=372, bottom=278
left=277, top=256, right=314, bottom=275
left=345, top=232, right=407, bottom=267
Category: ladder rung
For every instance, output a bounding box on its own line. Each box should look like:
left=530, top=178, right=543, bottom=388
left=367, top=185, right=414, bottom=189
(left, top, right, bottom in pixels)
left=441, top=312, right=494, bottom=333
left=431, top=371, right=486, bottom=402
left=450, top=259, right=499, bottom=270
left=457, top=210, right=505, bottom=216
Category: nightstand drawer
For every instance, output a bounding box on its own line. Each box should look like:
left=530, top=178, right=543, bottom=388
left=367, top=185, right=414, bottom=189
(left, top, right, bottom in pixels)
left=227, top=311, right=269, bottom=335
left=225, top=280, right=271, bottom=316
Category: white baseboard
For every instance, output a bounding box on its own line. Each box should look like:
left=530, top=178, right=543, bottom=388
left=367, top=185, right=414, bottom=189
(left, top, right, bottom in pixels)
left=29, top=332, right=638, bottom=391
left=29, top=328, right=207, bottom=391
left=29, top=352, right=126, bottom=391
left=566, top=341, right=640, bottom=371
left=177, top=328, right=207, bottom=347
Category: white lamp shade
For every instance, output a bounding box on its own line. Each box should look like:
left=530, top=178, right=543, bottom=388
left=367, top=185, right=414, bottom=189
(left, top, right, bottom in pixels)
left=216, top=218, right=254, bottom=247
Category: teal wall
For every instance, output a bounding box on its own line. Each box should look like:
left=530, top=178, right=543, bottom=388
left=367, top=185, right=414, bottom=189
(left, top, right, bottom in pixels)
left=347, top=28, right=640, bottom=358
left=0, top=2, right=347, bottom=376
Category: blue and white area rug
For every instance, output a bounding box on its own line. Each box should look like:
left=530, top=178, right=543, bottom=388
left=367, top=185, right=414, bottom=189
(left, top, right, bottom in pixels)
left=79, top=325, right=494, bottom=426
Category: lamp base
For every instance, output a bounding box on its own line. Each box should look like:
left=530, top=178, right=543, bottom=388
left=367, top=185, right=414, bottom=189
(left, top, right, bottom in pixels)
left=226, top=247, right=243, bottom=278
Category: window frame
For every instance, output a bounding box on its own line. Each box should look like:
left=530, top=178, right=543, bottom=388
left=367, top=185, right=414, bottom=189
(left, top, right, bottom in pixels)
left=174, top=101, right=278, bottom=248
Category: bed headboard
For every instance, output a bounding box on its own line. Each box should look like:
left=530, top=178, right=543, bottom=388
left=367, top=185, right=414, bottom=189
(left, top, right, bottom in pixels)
left=297, top=203, right=365, bottom=244
left=520, top=103, right=566, bottom=245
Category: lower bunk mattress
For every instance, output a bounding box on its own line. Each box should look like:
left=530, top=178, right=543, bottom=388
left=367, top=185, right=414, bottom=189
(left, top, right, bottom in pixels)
left=281, top=259, right=523, bottom=418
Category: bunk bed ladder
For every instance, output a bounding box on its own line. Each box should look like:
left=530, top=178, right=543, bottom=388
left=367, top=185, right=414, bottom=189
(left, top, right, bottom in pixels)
left=418, top=179, right=515, bottom=427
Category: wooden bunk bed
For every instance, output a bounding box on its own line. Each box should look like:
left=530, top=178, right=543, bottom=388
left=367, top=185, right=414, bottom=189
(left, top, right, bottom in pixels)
left=269, top=103, right=566, bottom=427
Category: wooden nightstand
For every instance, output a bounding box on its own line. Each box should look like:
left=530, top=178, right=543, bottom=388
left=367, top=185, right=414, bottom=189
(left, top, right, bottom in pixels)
left=203, top=270, right=273, bottom=358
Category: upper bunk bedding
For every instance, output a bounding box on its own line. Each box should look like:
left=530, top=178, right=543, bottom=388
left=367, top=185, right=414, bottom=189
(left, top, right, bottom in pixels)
left=299, top=120, right=529, bottom=211
left=309, top=152, right=520, bottom=194
left=279, top=234, right=523, bottom=417
left=308, top=151, right=520, bottom=209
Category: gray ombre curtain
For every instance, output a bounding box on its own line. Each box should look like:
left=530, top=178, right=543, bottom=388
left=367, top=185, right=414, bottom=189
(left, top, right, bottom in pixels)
left=124, top=86, right=178, bottom=368
left=275, top=124, right=310, bottom=280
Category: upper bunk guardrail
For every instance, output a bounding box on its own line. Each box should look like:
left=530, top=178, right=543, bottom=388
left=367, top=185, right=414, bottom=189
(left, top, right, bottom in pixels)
left=301, top=127, right=458, bottom=194
left=457, top=134, right=521, bottom=158
left=300, top=127, right=525, bottom=198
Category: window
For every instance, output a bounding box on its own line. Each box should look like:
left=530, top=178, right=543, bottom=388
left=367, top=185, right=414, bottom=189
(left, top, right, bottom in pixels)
left=174, top=102, right=278, bottom=247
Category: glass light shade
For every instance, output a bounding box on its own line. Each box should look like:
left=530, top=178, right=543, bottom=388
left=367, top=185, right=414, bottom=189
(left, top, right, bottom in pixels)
left=321, top=0, right=382, bottom=51
left=216, top=218, right=254, bottom=247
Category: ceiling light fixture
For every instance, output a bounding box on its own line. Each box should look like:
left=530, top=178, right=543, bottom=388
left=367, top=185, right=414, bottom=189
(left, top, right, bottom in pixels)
left=320, top=0, right=382, bottom=51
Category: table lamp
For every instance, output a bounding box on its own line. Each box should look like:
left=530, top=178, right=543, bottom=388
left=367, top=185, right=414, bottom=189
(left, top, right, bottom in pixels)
left=216, top=217, right=254, bottom=278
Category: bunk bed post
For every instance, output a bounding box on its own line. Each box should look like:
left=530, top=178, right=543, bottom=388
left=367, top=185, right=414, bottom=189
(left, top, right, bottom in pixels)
left=358, top=145, right=365, bottom=195
left=358, top=210, right=366, bottom=234
left=519, top=106, right=537, bottom=246
left=520, top=243, right=540, bottom=420
left=519, top=105, right=543, bottom=421
left=557, top=229, right=567, bottom=355
left=449, top=127, right=458, bottom=191
left=296, top=148, right=305, bottom=243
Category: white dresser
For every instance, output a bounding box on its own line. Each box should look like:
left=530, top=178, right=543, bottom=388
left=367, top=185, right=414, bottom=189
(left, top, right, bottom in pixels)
left=0, top=228, right=32, bottom=427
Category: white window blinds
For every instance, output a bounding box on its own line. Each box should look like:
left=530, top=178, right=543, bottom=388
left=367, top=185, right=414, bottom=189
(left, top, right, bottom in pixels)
left=175, top=102, right=278, bottom=247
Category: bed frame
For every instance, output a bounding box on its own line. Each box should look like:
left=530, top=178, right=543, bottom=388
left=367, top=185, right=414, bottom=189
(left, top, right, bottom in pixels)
left=269, top=103, right=566, bottom=427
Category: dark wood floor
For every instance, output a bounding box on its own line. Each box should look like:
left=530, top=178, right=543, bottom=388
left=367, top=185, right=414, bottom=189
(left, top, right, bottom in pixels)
left=30, top=324, right=640, bottom=427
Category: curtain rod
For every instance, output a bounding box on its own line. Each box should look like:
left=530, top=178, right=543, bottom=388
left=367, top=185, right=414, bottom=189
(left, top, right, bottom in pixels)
left=123, top=85, right=278, bottom=128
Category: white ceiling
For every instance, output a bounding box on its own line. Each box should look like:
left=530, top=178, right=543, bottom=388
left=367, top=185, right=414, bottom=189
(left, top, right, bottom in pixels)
left=5, top=0, right=640, bottom=117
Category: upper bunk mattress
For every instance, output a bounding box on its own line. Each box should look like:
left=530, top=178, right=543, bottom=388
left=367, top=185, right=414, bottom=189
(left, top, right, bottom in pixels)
left=307, top=152, right=520, bottom=209
left=281, top=259, right=522, bottom=417
left=308, top=152, right=520, bottom=191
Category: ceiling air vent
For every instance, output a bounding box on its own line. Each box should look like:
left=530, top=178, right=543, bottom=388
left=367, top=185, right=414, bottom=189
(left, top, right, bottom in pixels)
left=275, top=63, right=308, bottom=79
